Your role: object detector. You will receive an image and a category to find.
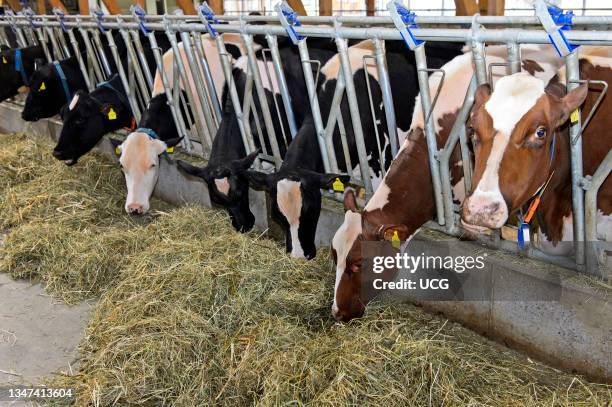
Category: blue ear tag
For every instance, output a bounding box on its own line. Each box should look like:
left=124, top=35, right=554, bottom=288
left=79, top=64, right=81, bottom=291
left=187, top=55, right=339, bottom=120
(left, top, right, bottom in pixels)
left=518, top=222, right=530, bottom=250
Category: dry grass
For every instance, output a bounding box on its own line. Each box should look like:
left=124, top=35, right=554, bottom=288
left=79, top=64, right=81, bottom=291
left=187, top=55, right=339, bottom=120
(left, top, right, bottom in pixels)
left=1, top=134, right=610, bottom=406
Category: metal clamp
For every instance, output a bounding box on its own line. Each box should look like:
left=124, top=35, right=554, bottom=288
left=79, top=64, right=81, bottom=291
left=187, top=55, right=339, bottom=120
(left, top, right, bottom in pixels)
left=198, top=2, right=218, bottom=38
left=533, top=0, right=577, bottom=57
left=52, top=7, right=68, bottom=33
left=131, top=5, right=150, bottom=35
left=23, top=7, right=37, bottom=29
left=91, top=7, right=108, bottom=33
left=387, top=0, right=423, bottom=51
left=275, top=1, right=302, bottom=45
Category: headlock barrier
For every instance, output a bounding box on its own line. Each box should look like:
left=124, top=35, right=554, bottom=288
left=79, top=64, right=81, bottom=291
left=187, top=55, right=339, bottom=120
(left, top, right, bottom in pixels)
left=0, top=0, right=610, bottom=278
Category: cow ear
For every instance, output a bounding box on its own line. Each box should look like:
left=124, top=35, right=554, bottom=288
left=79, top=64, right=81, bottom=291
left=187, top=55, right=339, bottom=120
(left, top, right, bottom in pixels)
left=244, top=170, right=271, bottom=191
left=379, top=224, right=411, bottom=242
left=177, top=160, right=207, bottom=180
left=343, top=188, right=359, bottom=212
left=318, top=173, right=350, bottom=189
left=556, top=83, right=588, bottom=126
left=231, top=149, right=260, bottom=172
left=164, top=136, right=183, bottom=148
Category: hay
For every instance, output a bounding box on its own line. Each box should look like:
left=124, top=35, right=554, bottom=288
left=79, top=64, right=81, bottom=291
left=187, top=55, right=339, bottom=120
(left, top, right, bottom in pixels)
left=1, top=134, right=610, bottom=406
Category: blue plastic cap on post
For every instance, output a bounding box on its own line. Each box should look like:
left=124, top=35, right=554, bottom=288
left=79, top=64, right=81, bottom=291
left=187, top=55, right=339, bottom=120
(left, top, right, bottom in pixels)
left=131, top=5, right=150, bottom=35
left=198, top=2, right=218, bottom=38
left=53, top=8, right=68, bottom=32
left=275, top=1, right=302, bottom=45
left=91, top=7, right=108, bottom=32
left=387, top=0, right=424, bottom=51
left=533, top=0, right=577, bottom=57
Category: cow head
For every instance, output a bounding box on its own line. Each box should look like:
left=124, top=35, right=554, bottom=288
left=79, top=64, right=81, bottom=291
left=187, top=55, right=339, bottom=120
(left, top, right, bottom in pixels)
left=0, top=49, right=26, bottom=100
left=54, top=89, right=130, bottom=165
left=330, top=189, right=411, bottom=321
left=245, top=168, right=349, bottom=260
left=115, top=132, right=182, bottom=215
left=462, top=73, right=588, bottom=231
left=176, top=151, right=259, bottom=232
left=22, top=62, right=68, bottom=121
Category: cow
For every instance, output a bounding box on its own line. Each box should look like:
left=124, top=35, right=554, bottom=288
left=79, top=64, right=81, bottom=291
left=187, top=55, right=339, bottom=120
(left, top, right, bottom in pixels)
left=21, top=56, right=87, bottom=121
left=22, top=31, right=127, bottom=121
left=52, top=32, right=171, bottom=165
left=241, top=40, right=463, bottom=260
left=330, top=44, right=566, bottom=322
left=0, top=45, right=45, bottom=101
left=114, top=33, right=252, bottom=219
left=461, top=47, right=611, bottom=263
left=176, top=37, right=339, bottom=232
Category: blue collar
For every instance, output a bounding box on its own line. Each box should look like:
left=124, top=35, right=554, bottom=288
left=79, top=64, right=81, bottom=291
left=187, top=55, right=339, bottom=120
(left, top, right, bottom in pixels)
left=14, top=49, right=29, bottom=86
left=135, top=127, right=159, bottom=140
left=53, top=61, right=71, bottom=102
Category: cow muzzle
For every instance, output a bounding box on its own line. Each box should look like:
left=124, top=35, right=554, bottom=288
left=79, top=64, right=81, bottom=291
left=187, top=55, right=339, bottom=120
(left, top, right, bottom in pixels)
left=461, top=191, right=508, bottom=231
left=126, top=203, right=145, bottom=215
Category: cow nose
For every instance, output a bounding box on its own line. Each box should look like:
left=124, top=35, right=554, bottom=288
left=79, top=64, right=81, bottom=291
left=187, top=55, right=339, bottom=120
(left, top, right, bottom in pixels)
left=127, top=204, right=144, bottom=215
left=52, top=149, right=62, bottom=159
left=461, top=193, right=508, bottom=230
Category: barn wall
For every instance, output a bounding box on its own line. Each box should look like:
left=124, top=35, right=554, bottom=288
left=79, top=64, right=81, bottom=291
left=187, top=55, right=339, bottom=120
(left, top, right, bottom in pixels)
left=1, top=100, right=611, bottom=383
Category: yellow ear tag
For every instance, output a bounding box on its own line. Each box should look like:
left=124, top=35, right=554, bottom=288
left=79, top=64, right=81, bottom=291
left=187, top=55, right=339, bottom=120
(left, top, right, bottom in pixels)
left=114, top=146, right=121, bottom=156
left=38, top=82, right=46, bottom=91
left=2, top=56, right=7, bottom=64
left=165, top=146, right=174, bottom=153
left=107, top=108, right=117, bottom=120
left=570, top=109, right=580, bottom=124
left=391, top=230, right=401, bottom=249
left=332, top=177, right=344, bottom=192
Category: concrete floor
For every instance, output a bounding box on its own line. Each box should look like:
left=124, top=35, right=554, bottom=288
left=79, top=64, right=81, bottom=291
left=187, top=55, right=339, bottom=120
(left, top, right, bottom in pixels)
left=0, top=273, right=90, bottom=386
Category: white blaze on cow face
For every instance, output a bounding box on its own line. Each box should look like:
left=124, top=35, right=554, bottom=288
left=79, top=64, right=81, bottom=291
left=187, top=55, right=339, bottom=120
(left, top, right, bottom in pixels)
left=119, top=132, right=167, bottom=215
left=214, top=177, right=230, bottom=196
left=331, top=210, right=362, bottom=317
left=69, top=93, right=79, bottom=110
left=276, top=179, right=304, bottom=259
left=466, top=73, right=545, bottom=229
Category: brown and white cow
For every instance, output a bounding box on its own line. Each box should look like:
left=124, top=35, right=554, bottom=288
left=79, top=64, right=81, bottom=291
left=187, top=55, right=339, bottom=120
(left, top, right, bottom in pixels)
left=330, top=44, right=565, bottom=322
left=462, top=47, right=612, bottom=261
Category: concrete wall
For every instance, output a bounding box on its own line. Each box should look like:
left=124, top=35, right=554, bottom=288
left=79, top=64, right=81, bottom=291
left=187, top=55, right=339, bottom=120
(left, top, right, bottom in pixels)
left=1, top=101, right=610, bottom=383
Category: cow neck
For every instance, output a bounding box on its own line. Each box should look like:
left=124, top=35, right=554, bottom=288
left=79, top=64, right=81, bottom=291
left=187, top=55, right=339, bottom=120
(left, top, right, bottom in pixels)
left=279, top=115, right=324, bottom=173
left=362, top=129, right=437, bottom=237
left=137, top=94, right=179, bottom=142
left=90, top=78, right=132, bottom=130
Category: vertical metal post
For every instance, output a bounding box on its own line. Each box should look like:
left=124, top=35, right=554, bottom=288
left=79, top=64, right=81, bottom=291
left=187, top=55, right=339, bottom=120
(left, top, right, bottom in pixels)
left=242, top=32, right=282, bottom=167
left=130, top=30, right=154, bottom=90
left=506, top=41, right=521, bottom=74
left=35, top=28, right=52, bottom=62
left=117, top=18, right=150, bottom=106
left=297, top=39, right=331, bottom=172
left=91, top=30, right=112, bottom=78
left=471, top=40, right=488, bottom=85
left=45, top=25, right=63, bottom=60
left=265, top=33, right=298, bottom=139
left=565, top=49, right=586, bottom=267
left=585, top=150, right=611, bottom=278
left=414, top=43, right=445, bottom=225
left=67, top=28, right=93, bottom=90
left=337, top=36, right=373, bottom=196
left=104, top=29, right=141, bottom=120
left=78, top=25, right=105, bottom=85
left=373, top=38, right=399, bottom=157
left=192, top=33, right=222, bottom=125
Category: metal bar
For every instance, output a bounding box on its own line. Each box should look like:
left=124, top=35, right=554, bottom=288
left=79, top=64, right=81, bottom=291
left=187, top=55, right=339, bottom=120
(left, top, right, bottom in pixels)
left=506, top=41, right=521, bottom=74
left=373, top=38, right=399, bottom=157
left=337, top=36, right=372, bottom=196
left=585, top=149, right=612, bottom=278
left=565, top=49, right=586, bottom=267
left=104, top=29, right=141, bottom=120
left=67, top=28, right=93, bottom=90
left=91, top=30, right=112, bottom=77
left=130, top=30, right=154, bottom=90
left=265, top=33, right=298, bottom=139
left=414, top=43, right=444, bottom=225
left=192, top=32, right=222, bottom=125
left=117, top=18, right=150, bottom=106
left=77, top=25, right=105, bottom=84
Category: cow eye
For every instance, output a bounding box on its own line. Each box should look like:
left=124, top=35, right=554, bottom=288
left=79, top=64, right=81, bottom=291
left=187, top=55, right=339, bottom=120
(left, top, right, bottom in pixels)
left=150, top=163, right=156, bottom=169
left=535, top=127, right=546, bottom=139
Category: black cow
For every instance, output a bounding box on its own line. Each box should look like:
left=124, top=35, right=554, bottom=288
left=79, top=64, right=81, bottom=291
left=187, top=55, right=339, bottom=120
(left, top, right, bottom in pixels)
left=242, top=40, right=464, bottom=259
left=22, top=31, right=128, bottom=121
left=21, top=56, right=87, bottom=121
left=177, top=37, right=340, bottom=233
left=0, top=45, right=45, bottom=101
left=52, top=32, right=171, bottom=165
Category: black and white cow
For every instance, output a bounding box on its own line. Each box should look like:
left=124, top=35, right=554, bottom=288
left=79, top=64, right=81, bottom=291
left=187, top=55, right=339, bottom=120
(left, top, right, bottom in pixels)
left=0, top=45, right=45, bottom=101
left=241, top=40, right=464, bottom=259
left=176, top=37, right=339, bottom=232
left=52, top=32, right=170, bottom=165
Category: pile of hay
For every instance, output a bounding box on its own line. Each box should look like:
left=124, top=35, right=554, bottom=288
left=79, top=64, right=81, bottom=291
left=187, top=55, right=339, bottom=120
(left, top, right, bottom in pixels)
left=1, top=134, right=610, bottom=405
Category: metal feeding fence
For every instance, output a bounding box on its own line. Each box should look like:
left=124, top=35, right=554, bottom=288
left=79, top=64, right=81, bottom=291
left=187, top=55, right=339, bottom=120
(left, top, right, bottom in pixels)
left=0, top=1, right=610, bottom=277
